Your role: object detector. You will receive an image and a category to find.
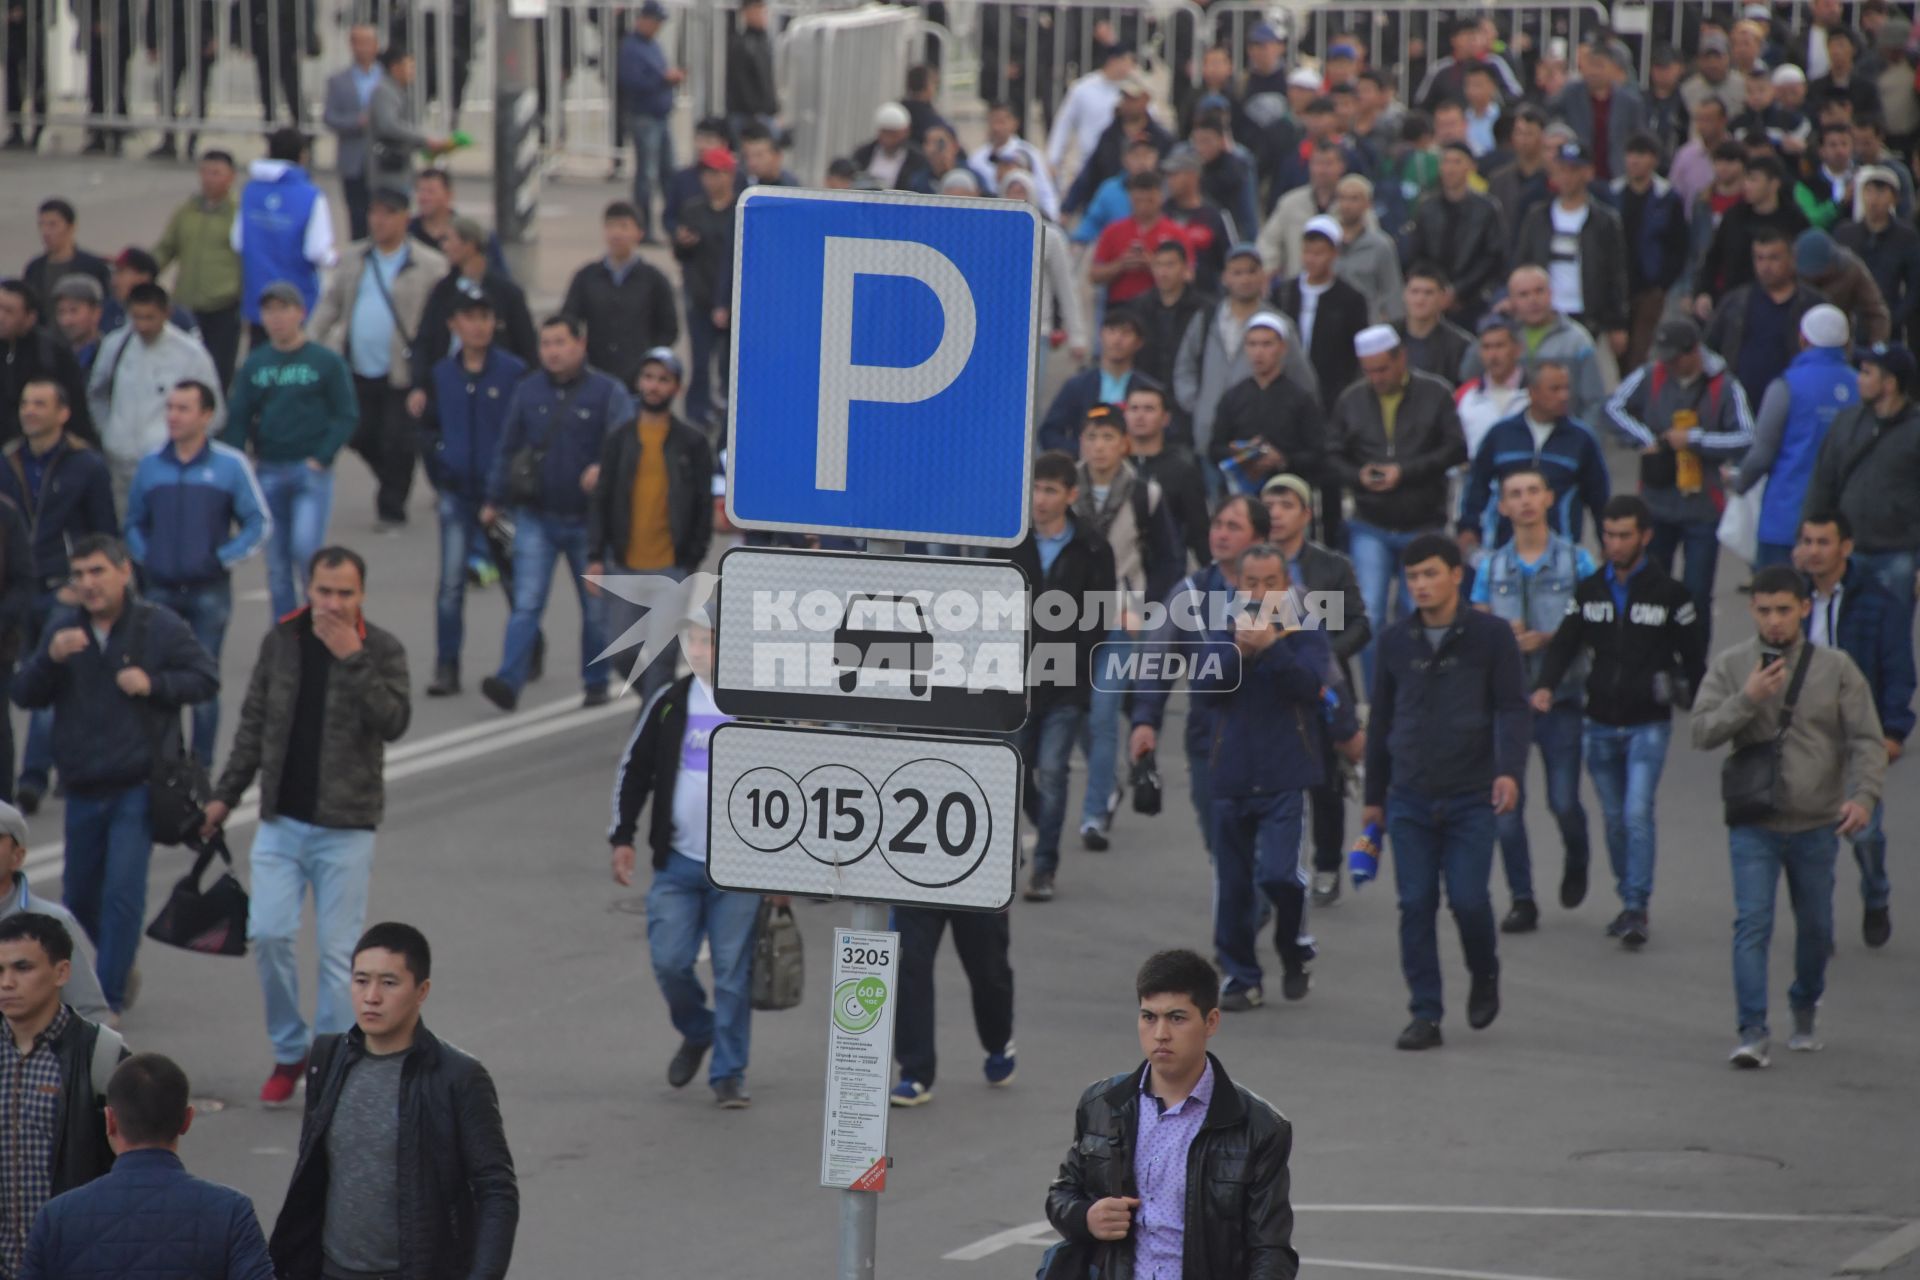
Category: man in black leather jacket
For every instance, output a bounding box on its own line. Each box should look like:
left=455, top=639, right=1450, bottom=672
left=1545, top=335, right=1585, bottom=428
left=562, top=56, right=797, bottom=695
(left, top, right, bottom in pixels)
left=1041, top=949, right=1297, bottom=1279
left=268, top=922, right=517, bottom=1280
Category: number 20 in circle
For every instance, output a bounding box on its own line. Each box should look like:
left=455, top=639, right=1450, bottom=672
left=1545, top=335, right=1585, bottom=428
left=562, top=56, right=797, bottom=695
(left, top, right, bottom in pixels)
left=878, top=758, right=993, bottom=887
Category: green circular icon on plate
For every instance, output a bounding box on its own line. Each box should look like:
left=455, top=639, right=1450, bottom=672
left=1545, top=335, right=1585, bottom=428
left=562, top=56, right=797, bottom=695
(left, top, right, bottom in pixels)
left=833, top=977, right=888, bottom=1034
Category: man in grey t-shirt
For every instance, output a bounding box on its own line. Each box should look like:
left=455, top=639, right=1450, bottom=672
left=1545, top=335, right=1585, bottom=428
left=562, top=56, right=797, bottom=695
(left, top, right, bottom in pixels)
left=268, top=923, right=518, bottom=1280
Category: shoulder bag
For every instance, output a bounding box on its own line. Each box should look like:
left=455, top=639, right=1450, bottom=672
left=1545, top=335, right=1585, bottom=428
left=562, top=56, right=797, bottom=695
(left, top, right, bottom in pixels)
left=1721, top=645, right=1813, bottom=827
left=503, top=381, right=581, bottom=509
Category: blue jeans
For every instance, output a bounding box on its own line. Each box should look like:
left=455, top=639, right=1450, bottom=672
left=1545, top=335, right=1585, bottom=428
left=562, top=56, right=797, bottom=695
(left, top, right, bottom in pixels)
left=1020, top=703, right=1084, bottom=876
left=1349, top=519, right=1434, bottom=690
left=1078, top=628, right=1129, bottom=827
left=1583, top=719, right=1672, bottom=913
left=1494, top=702, right=1589, bottom=903
left=247, top=817, right=376, bottom=1064
left=18, top=589, right=58, bottom=792
left=1850, top=801, right=1890, bottom=910
left=63, top=785, right=152, bottom=1011
left=144, top=578, right=232, bottom=768
left=1754, top=540, right=1796, bottom=569
left=1187, top=743, right=1212, bottom=854
left=435, top=491, right=490, bottom=669
left=497, top=510, right=606, bottom=694
left=1728, top=824, right=1837, bottom=1037
left=1852, top=548, right=1916, bottom=615
left=1388, top=786, right=1498, bottom=1024
left=646, top=853, right=759, bottom=1085
left=1649, top=517, right=1719, bottom=644
left=627, top=112, right=673, bottom=235
left=1211, top=790, right=1309, bottom=992
left=256, top=460, right=335, bottom=621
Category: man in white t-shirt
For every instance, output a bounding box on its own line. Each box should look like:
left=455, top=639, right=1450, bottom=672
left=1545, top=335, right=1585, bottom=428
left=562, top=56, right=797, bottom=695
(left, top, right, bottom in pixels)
left=1516, top=141, right=1630, bottom=360
left=610, top=613, right=776, bottom=1110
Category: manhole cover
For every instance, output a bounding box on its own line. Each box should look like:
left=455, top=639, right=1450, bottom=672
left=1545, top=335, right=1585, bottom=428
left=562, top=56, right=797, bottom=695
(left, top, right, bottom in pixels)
left=1572, top=1147, right=1786, bottom=1174
left=190, top=1097, right=227, bottom=1114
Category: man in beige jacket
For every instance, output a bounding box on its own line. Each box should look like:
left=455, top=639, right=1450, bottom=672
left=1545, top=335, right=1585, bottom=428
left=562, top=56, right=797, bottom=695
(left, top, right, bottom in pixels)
left=309, top=189, right=446, bottom=528
left=1691, top=563, right=1886, bottom=1070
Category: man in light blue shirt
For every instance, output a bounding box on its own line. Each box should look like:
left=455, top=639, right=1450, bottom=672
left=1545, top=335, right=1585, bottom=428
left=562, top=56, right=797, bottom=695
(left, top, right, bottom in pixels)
left=322, top=25, right=384, bottom=239
left=1464, top=66, right=1503, bottom=157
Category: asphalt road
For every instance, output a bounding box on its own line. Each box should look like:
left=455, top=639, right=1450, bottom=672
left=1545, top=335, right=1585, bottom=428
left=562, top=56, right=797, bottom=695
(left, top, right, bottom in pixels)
left=1, top=149, right=1917, bottom=1280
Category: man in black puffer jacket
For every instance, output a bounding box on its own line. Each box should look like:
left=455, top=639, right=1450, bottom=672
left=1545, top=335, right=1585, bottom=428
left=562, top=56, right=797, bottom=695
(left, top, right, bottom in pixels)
left=269, top=922, right=517, bottom=1280
left=1041, top=948, right=1297, bottom=1280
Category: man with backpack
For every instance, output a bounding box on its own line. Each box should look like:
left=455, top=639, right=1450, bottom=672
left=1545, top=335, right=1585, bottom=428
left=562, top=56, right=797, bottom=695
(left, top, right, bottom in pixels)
left=9, top=535, right=217, bottom=1015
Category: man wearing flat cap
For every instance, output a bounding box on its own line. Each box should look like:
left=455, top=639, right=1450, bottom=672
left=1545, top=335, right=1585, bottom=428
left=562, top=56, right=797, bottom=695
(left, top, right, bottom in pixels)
left=1836, top=166, right=1920, bottom=343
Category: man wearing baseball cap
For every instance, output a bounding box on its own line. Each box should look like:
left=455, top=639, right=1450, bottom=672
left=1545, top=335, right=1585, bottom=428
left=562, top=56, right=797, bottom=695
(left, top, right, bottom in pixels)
left=1515, top=140, right=1630, bottom=359
left=1836, top=166, right=1920, bottom=344
left=1731, top=304, right=1858, bottom=567
left=0, top=801, right=111, bottom=1021
left=588, top=347, right=714, bottom=701
left=1802, top=341, right=1920, bottom=612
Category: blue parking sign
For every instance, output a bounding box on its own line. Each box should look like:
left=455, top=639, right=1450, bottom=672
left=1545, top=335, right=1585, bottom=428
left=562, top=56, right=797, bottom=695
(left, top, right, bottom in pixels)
left=726, top=188, right=1042, bottom=547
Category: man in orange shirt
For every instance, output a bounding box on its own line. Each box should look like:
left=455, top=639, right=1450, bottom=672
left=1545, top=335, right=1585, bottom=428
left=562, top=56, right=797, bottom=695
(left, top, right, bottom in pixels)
left=587, top=348, right=714, bottom=698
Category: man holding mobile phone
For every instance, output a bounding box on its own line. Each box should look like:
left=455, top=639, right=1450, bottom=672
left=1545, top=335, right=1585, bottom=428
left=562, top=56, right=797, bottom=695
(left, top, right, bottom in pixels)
left=1691, top=564, right=1886, bottom=1068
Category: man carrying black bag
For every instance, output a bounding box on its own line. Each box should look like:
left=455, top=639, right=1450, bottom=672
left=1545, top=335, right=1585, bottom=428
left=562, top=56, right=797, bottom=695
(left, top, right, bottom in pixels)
left=8, top=535, right=217, bottom=1017
left=1691, top=564, right=1886, bottom=1069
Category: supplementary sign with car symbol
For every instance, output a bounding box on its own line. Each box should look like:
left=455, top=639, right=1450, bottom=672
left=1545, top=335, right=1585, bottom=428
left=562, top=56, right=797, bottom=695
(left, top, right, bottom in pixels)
left=725, top=186, right=1042, bottom=547
left=706, top=723, right=1019, bottom=911
left=711, top=546, right=1028, bottom=733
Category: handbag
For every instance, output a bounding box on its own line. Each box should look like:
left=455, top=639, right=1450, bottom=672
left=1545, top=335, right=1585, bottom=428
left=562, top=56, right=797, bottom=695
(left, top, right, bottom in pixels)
left=1721, top=645, right=1813, bottom=826
left=1716, top=476, right=1764, bottom=566
left=131, top=604, right=211, bottom=846
left=749, top=901, right=804, bottom=1011
left=145, top=832, right=249, bottom=956
left=502, top=383, right=579, bottom=508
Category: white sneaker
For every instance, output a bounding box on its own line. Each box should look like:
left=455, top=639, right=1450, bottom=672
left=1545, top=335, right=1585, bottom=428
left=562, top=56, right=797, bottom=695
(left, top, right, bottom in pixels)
left=1787, top=1008, right=1823, bottom=1052
left=1311, top=871, right=1341, bottom=906
left=1729, top=1031, right=1771, bottom=1069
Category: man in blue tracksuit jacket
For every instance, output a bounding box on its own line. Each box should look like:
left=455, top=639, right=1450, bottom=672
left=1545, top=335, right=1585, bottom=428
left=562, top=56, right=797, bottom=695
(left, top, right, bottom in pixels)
left=1365, top=532, right=1530, bottom=1051
left=1193, top=543, right=1332, bottom=1011
left=1796, top=512, right=1915, bottom=949
left=480, top=314, right=634, bottom=711
left=124, top=378, right=270, bottom=767
left=421, top=292, right=528, bottom=696
left=1457, top=361, right=1611, bottom=551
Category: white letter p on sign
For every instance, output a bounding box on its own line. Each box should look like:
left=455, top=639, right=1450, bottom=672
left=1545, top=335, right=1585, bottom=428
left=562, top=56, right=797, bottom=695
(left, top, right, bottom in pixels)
left=815, top=236, right=977, bottom=492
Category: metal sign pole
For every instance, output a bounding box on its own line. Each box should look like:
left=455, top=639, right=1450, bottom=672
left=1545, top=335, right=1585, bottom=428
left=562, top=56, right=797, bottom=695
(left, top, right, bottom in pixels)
left=841, top=535, right=903, bottom=1279
left=491, top=0, right=539, bottom=281
left=837, top=900, right=888, bottom=1280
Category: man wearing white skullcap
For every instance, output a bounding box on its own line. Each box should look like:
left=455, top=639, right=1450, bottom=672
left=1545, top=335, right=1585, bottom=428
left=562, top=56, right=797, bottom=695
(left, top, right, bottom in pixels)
left=1731, top=303, right=1860, bottom=566
left=853, top=101, right=933, bottom=193
left=1326, top=317, right=1468, bottom=685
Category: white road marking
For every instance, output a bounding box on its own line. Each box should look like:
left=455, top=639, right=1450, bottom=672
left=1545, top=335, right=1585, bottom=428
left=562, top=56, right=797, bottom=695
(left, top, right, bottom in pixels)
left=23, top=695, right=634, bottom=881
left=1837, top=1221, right=1920, bottom=1274
left=943, top=1206, right=1908, bottom=1263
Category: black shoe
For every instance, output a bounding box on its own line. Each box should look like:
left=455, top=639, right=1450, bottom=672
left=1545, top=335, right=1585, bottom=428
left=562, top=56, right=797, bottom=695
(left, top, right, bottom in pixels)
left=1864, top=906, right=1891, bottom=948
left=1500, top=899, right=1539, bottom=934
left=81, top=134, right=108, bottom=155
left=1218, top=985, right=1264, bottom=1012
left=146, top=141, right=178, bottom=160
left=1396, top=1019, right=1444, bottom=1051
left=1604, top=909, right=1633, bottom=939
left=1619, top=910, right=1649, bottom=950
left=528, top=631, right=547, bottom=682
left=15, top=784, right=41, bottom=816
left=1467, top=973, right=1500, bottom=1030
left=582, top=686, right=611, bottom=709
left=1560, top=859, right=1588, bottom=909
left=480, top=676, right=518, bottom=711
left=1280, top=964, right=1311, bottom=1002
left=1080, top=823, right=1109, bottom=851
left=2, top=130, right=25, bottom=150
left=1022, top=873, right=1054, bottom=902
left=425, top=664, right=460, bottom=697
left=712, top=1078, right=751, bottom=1109
left=667, top=1037, right=710, bottom=1089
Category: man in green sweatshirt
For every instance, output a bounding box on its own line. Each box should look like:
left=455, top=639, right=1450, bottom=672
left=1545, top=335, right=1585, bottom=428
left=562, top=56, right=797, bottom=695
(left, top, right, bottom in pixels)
left=223, top=281, right=357, bottom=620
left=152, top=150, right=243, bottom=389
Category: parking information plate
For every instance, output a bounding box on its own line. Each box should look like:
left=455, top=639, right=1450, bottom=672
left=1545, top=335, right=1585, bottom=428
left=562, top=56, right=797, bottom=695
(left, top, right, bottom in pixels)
left=705, top=723, right=1020, bottom=911
left=712, top=546, right=1028, bottom=733
left=820, top=928, right=898, bottom=1190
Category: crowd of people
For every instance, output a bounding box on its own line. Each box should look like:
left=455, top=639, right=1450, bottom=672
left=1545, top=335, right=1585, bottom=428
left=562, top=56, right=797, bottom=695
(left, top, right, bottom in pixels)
left=0, top=1, right=1915, bottom=1276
